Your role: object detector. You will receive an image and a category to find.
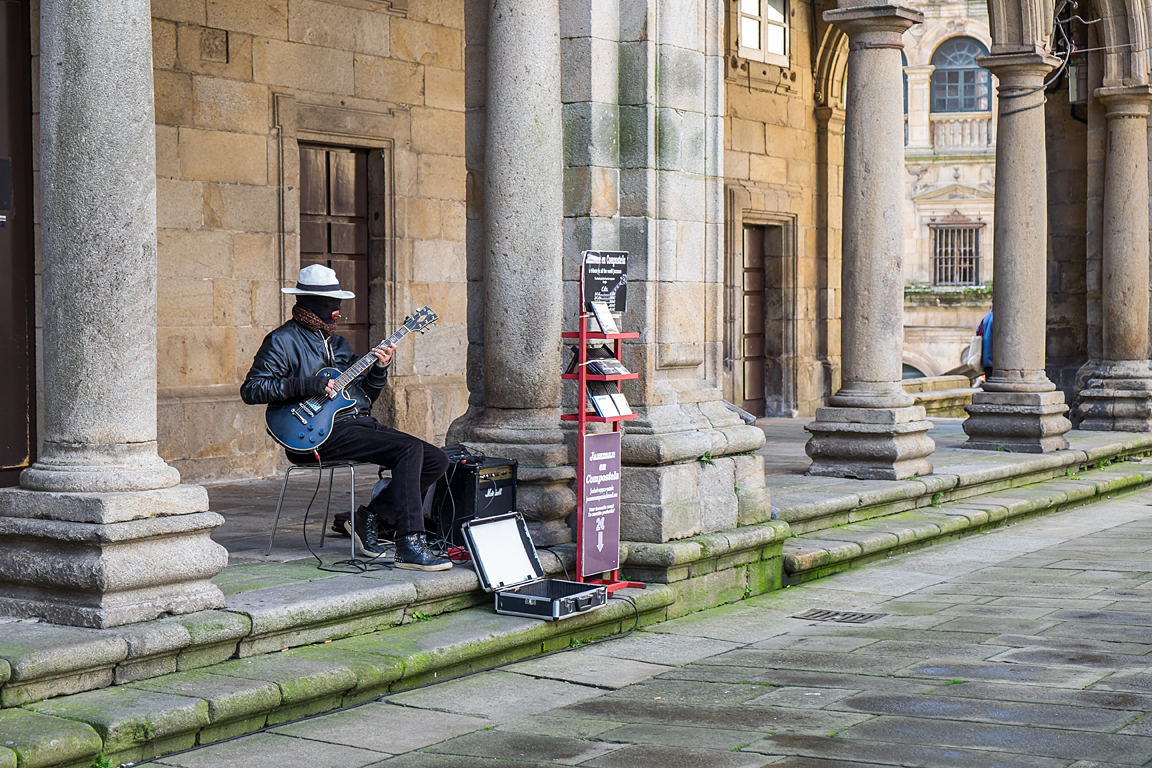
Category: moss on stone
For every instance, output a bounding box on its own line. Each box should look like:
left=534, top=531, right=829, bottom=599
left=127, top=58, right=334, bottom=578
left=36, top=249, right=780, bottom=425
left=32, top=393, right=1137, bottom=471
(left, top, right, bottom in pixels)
left=209, top=656, right=357, bottom=706
left=284, top=646, right=403, bottom=693
left=25, top=686, right=209, bottom=753
left=127, top=668, right=281, bottom=724
left=0, top=709, right=101, bottom=768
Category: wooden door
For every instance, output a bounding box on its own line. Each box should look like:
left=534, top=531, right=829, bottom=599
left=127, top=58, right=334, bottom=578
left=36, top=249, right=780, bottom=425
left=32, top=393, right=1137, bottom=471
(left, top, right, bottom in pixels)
left=0, top=0, right=34, bottom=487
left=299, top=145, right=370, bottom=353
left=741, top=225, right=767, bottom=417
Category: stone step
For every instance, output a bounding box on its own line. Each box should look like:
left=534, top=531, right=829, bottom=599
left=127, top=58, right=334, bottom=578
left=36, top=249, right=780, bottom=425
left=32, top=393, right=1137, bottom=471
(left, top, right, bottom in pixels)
left=0, top=518, right=790, bottom=716
left=769, top=428, right=1152, bottom=535
left=0, top=586, right=672, bottom=768
left=912, top=387, right=977, bottom=418
left=782, top=458, right=1152, bottom=583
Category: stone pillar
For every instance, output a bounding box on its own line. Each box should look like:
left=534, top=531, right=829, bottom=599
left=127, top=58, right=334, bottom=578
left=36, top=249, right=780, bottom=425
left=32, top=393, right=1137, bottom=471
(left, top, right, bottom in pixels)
left=0, top=0, right=226, bottom=627
left=1077, top=86, right=1152, bottom=430
left=448, top=0, right=575, bottom=545
left=904, top=64, right=935, bottom=150
left=804, top=5, right=935, bottom=480
left=962, top=53, right=1071, bottom=451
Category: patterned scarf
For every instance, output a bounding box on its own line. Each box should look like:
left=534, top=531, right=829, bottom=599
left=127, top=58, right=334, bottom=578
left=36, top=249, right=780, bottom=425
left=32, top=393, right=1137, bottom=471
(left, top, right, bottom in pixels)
left=292, top=305, right=338, bottom=336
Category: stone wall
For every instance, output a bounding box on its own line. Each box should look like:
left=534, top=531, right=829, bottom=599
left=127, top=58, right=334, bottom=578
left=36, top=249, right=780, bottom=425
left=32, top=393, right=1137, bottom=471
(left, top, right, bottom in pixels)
left=903, top=289, right=991, bottom=375
left=139, top=0, right=468, bottom=481
left=899, top=0, right=997, bottom=385
left=724, top=0, right=832, bottom=417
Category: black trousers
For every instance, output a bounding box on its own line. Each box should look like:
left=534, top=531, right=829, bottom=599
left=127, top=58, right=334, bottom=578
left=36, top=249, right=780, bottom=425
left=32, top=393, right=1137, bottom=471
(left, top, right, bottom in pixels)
left=318, top=416, right=449, bottom=537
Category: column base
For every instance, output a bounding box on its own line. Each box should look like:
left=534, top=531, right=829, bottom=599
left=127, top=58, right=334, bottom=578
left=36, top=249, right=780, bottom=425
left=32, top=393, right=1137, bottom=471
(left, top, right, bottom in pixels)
left=21, top=441, right=181, bottom=493
left=1076, top=362, right=1152, bottom=432
left=804, top=405, right=934, bottom=480
left=619, top=398, right=772, bottom=543
left=0, top=485, right=227, bottom=628
left=962, top=390, right=1071, bottom=452
left=448, top=407, right=576, bottom=546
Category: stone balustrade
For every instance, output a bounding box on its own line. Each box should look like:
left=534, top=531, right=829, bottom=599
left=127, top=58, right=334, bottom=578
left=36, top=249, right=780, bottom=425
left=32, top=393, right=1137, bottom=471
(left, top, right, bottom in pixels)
left=930, top=112, right=994, bottom=151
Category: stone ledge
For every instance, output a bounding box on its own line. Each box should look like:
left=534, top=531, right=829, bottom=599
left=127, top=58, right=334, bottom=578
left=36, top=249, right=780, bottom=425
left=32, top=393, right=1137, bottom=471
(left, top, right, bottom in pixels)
left=0, top=708, right=102, bottom=768
left=620, top=521, right=791, bottom=571
left=782, top=460, right=1152, bottom=582
left=0, top=550, right=569, bottom=712
left=3, top=587, right=672, bottom=768
left=771, top=430, right=1152, bottom=534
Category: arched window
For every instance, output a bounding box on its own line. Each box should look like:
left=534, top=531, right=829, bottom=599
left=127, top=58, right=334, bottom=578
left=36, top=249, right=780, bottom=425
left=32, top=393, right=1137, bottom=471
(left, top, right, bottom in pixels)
left=931, top=37, right=990, bottom=112
left=902, top=50, right=908, bottom=114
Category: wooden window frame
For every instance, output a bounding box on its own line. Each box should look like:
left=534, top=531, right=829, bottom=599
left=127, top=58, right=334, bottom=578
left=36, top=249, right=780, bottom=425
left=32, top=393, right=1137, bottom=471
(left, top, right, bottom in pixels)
left=734, top=0, right=789, bottom=68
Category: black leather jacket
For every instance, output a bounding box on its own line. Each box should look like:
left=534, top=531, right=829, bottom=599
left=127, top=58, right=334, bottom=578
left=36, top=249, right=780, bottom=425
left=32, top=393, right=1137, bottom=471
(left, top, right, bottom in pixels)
left=240, top=319, right=388, bottom=422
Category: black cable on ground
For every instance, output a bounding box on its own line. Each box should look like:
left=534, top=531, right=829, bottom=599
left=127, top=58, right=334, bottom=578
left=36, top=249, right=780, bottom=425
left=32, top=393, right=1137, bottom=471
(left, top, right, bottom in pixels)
left=295, top=452, right=391, bottom=574
left=122, top=593, right=642, bottom=768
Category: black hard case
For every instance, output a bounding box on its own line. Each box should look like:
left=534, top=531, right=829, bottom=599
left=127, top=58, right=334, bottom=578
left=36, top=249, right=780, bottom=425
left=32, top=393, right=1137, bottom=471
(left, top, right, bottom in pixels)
left=462, top=512, right=607, bottom=621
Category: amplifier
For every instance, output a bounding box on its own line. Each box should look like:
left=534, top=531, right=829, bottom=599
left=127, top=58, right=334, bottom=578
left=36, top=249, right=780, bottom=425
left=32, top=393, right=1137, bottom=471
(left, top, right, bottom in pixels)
left=432, top=455, right=518, bottom=546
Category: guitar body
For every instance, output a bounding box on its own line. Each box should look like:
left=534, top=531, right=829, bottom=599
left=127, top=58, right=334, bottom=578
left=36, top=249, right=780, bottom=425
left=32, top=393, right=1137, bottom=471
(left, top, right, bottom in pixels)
left=265, top=367, right=356, bottom=452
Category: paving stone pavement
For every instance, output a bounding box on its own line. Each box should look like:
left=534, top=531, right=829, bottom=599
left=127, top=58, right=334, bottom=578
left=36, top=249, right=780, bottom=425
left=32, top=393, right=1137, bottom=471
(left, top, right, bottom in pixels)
left=149, top=487, right=1152, bottom=767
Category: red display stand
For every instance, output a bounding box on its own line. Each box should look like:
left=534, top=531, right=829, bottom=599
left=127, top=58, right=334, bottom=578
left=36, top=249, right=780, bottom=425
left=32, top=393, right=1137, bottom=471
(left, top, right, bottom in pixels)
left=561, top=322, right=645, bottom=593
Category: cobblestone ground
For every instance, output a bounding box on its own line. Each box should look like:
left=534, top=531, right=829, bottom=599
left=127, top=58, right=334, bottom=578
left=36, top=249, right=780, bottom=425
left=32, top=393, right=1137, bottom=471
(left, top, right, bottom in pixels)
left=154, top=488, right=1152, bottom=768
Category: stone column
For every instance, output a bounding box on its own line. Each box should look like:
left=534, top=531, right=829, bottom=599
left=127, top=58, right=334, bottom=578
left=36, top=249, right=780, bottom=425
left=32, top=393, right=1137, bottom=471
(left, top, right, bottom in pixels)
left=448, top=0, right=575, bottom=545
left=0, top=0, right=226, bottom=627
left=1077, top=86, right=1152, bottom=430
left=804, top=4, right=936, bottom=480
left=962, top=53, right=1071, bottom=451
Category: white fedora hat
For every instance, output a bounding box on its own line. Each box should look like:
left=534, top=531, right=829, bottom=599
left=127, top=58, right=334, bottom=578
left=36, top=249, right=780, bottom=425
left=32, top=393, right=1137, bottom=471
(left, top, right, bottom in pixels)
left=282, top=264, right=355, bottom=299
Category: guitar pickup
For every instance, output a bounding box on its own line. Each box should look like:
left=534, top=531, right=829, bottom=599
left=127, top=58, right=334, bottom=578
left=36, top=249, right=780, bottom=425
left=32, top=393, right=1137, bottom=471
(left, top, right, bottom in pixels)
left=290, top=409, right=308, bottom=425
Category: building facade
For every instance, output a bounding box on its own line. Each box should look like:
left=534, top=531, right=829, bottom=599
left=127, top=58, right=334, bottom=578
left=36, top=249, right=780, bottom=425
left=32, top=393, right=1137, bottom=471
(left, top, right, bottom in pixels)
left=0, top=0, right=1150, bottom=625
left=901, top=0, right=997, bottom=378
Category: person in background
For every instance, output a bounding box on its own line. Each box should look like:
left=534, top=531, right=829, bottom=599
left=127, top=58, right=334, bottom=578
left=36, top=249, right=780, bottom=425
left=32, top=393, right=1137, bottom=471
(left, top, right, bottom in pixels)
left=976, top=305, right=993, bottom=382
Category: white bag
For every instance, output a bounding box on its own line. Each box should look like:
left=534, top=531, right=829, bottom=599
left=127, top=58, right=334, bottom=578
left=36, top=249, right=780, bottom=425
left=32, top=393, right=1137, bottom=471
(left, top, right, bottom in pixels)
left=965, top=334, right=983, bottom=368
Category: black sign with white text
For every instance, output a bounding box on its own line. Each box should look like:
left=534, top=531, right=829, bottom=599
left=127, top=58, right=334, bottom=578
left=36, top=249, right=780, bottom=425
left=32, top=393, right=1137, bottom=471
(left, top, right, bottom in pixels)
left=581, top=251, right=628, bottom=313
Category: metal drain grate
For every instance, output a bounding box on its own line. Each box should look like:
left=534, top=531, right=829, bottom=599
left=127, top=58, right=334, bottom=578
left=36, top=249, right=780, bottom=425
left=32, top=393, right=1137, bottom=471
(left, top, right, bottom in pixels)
left=791, top=609, right=888, bottom=624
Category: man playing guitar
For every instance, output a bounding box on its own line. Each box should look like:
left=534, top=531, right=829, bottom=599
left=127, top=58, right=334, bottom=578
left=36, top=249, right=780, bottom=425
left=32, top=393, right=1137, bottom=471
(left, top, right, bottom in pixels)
left=240, top=265, right=451, bottom=571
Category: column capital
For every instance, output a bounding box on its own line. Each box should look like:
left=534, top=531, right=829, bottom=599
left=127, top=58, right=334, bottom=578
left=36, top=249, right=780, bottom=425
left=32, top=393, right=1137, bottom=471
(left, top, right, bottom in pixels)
left=1096, top=85, right=1152, bottom=118
left=823, top=5, right=922, bottom=48
left=976, top=52, right=1059, bottom=87
left=903, top=64, right=936, bottom=80
left=814, top=105, right=846, bottom=128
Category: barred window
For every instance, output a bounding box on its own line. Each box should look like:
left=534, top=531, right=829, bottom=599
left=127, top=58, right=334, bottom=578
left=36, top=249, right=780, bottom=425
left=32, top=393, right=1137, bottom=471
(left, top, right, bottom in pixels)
left=931, top=37, right=990, bottom=113
left=931, top=224, right=983, bottom=286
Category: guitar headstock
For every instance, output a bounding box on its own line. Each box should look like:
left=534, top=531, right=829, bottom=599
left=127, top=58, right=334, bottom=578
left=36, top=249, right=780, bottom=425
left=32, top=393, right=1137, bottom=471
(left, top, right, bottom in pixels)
left=403, top=306, right=439, bottom=334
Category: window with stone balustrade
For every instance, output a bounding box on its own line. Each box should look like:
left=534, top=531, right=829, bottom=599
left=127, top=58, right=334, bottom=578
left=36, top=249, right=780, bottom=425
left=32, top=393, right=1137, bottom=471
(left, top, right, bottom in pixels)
left=931, top=37, right=990, bottom=113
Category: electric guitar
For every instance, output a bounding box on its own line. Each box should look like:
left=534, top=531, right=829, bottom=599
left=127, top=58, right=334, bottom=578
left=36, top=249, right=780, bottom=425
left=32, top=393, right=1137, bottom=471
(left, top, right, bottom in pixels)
left=265, top=306, right=439, bottom=452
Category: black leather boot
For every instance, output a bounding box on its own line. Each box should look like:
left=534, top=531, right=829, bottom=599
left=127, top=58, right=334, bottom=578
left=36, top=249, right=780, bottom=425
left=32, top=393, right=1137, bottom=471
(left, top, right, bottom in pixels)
left=394, top=533, right=451, bottom=571
left=351, top=507, right=385, bottom=558
left=340, top=508, right=395, bottom=543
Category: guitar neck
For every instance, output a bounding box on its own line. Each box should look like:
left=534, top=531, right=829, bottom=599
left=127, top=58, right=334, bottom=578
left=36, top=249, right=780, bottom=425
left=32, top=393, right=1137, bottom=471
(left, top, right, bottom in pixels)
left=330, top=325, right=412, bottom=392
